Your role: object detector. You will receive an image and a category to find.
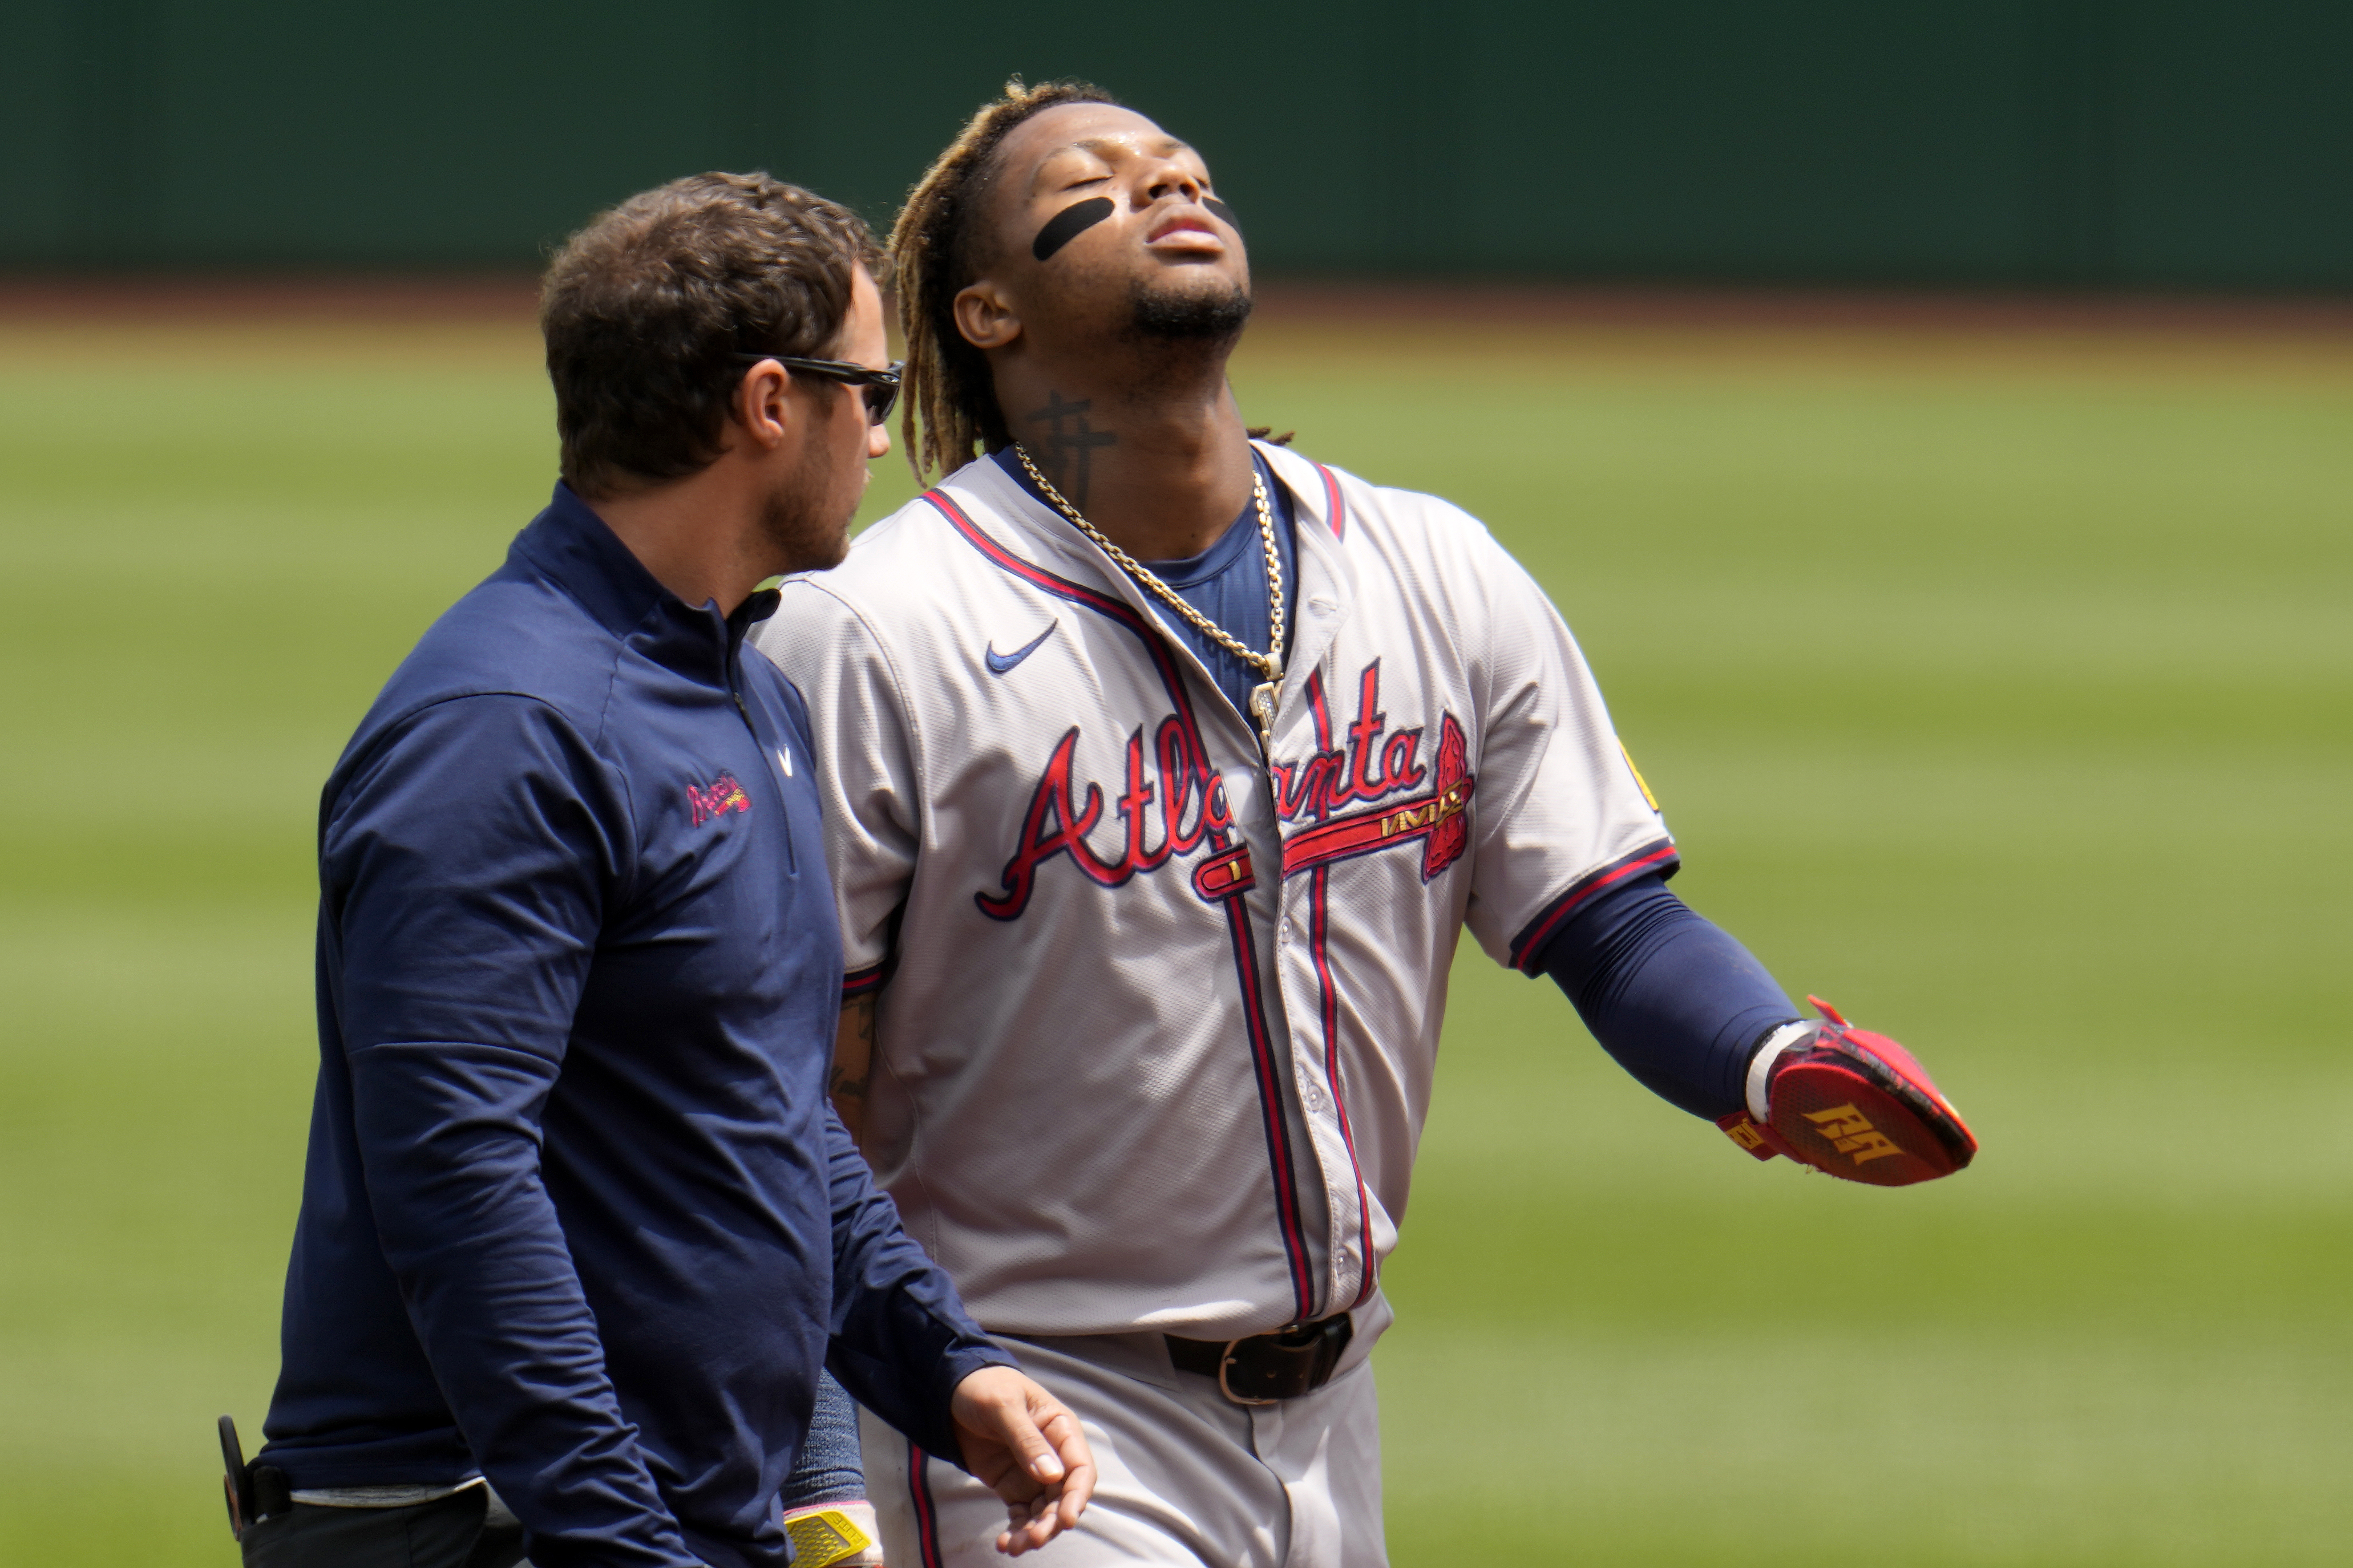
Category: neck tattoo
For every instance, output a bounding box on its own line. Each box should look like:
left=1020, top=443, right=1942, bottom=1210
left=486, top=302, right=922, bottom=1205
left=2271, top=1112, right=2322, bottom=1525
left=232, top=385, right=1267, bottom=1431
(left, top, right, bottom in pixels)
left=1023, top=391, right=1118, bottom=510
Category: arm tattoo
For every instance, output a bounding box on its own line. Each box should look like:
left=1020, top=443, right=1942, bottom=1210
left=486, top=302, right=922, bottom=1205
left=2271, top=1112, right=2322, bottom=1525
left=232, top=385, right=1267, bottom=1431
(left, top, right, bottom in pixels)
left=831, top=995, right=876, bottom=1100
left=1024, top=391, right=1117, bottom=510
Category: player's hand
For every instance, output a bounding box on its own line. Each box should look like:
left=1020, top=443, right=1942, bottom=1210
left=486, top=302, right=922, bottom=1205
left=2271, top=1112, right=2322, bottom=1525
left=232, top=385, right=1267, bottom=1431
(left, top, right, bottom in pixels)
left=949, top=1366, right=1095, bottom=1555
left=1716, top=996, right=1976, bottom=1185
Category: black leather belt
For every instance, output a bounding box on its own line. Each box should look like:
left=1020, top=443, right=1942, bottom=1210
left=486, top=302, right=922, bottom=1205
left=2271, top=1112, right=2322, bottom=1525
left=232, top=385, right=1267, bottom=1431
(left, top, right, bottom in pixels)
left=1166, top=1314, right=1353, bottom=1405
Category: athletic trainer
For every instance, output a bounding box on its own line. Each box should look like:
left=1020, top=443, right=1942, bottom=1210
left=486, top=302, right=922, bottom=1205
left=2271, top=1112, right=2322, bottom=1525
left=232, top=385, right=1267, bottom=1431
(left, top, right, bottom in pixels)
left=757, top=84, right=1973, bottom=1567
left=232, top=173, right=1091, bottom=1568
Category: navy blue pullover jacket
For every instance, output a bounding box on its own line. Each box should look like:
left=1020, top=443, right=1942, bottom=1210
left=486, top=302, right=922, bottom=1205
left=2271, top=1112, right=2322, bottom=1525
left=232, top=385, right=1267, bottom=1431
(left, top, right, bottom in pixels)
left=260, top=485, right=1008, bottom=1568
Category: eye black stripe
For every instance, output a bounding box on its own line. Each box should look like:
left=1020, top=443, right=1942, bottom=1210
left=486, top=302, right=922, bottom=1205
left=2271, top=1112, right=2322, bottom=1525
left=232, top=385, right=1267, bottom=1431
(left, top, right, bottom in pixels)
left=1204, top=198, right=1240, bottom=233
left=1032, top=198, right=1115, bottom=261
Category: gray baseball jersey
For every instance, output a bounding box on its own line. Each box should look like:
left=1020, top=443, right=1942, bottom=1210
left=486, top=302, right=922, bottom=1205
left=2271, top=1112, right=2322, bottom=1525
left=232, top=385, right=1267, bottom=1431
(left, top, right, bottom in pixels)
left=753, top=440, right=1673, bottom=1342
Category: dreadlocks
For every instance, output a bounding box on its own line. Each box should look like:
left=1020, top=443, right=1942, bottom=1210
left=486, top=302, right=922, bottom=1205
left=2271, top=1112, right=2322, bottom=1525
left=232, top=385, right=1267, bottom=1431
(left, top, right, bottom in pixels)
left=890, top=78, right=1119, bottom=481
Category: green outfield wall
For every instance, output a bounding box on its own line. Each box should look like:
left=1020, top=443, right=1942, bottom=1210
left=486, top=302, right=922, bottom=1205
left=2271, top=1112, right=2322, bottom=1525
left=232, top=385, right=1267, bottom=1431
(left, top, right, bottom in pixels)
left=4, top=0, right=2346, bottom=289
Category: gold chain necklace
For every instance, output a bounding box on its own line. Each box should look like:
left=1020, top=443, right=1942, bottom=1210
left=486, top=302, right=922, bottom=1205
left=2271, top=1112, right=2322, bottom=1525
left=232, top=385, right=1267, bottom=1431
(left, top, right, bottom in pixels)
left=1013, top=443, right=1286, bottom=752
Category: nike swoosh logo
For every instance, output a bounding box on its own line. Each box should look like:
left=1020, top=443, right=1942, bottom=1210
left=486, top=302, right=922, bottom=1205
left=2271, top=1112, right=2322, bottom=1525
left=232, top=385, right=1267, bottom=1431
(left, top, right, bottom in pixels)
left=984, top=626, right=1055, bottom=675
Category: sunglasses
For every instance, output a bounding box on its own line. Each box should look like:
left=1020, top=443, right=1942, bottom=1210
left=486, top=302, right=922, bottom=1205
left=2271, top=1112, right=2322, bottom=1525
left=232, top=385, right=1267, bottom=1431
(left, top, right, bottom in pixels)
left=732, top=353, right=903, bottom=426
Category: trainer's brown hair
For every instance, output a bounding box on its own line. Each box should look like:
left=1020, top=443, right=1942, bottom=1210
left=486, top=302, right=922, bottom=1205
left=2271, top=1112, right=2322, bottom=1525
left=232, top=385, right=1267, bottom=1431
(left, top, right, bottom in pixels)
left=891, top=78, right=1119, bottom=480
left=542, top=172, right=887, bottom=500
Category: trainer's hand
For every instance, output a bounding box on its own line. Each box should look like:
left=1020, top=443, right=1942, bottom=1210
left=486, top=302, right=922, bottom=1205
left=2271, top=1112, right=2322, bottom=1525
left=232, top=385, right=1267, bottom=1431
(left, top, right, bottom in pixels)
left=950, top=1366, right=1094, bottom=1555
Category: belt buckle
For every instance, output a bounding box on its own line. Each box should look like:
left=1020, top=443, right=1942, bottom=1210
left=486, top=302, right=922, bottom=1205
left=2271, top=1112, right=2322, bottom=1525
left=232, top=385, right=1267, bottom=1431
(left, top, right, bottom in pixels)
left=1215, top=1337, right=1278, bottom=1407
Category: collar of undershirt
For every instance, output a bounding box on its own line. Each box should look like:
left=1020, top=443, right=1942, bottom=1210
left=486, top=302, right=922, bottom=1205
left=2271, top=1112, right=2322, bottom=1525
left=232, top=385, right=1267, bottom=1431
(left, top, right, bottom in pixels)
left=988, top=446, right=1289, bottom=588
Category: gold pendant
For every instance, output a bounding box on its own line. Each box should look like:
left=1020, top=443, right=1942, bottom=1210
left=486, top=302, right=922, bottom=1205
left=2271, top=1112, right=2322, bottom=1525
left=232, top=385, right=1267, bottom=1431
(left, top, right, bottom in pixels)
left=1248, top=679, right=1280, bottom=754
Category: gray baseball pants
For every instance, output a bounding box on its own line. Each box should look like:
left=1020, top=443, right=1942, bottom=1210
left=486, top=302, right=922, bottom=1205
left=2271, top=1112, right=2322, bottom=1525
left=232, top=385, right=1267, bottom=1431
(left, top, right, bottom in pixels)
left=860, top=1330, right=1388, bottom=1568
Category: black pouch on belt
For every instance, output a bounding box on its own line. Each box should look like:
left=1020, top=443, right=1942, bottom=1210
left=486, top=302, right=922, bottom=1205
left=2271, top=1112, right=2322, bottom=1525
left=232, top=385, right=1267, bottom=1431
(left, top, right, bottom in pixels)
left=1166, top=1314, right=1353, bottom=1404
left=219, top=1415, right=293, bottom=1539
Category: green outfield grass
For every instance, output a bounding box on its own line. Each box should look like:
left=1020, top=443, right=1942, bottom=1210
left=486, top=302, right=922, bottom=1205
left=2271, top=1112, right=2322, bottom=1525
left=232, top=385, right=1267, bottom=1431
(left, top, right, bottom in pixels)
left=1, top=308, right=2346, bottom=1566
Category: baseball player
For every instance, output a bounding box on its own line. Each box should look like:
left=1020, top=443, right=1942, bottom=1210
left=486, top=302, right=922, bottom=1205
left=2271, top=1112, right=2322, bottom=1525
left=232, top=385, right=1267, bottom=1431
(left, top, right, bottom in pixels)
left=757, top=81, right=1975, bottom=1567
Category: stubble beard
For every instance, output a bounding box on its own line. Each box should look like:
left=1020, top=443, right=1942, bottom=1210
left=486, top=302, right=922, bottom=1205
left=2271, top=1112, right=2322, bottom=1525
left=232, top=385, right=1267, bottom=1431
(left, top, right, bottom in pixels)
left=1123, top=272, right=1254, bottom=346
left=757, top=433, right=857, bottom=577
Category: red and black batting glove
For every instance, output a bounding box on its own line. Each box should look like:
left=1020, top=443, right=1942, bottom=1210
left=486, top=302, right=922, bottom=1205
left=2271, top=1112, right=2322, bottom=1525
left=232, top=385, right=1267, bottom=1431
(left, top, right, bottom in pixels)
left=1716, top=997, right=1976, bottom=1186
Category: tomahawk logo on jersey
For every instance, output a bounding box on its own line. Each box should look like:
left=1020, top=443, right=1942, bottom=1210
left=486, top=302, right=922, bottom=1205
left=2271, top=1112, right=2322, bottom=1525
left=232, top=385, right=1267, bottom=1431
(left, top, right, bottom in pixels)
left=754, top=439, right=1671, bottom=1347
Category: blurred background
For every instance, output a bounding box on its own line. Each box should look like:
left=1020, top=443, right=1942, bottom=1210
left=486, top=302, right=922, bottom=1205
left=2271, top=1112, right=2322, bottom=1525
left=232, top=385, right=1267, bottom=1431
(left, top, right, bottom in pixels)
left=7, top=0, right=2352, bottom=286
left=2, top=2, right=2347, bottom=1565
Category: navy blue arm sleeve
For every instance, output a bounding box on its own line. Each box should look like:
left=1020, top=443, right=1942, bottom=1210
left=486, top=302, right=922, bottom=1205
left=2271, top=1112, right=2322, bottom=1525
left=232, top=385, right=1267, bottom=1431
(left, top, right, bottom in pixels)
left=1536, top=873, right=1801, bottom=1121
left=331, top=696, right=697, bottom=1568
left=822, top=1107, right=1013, bottom=1470
left=779, top=1372, right=867, bottom=1509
